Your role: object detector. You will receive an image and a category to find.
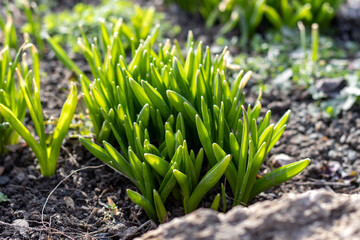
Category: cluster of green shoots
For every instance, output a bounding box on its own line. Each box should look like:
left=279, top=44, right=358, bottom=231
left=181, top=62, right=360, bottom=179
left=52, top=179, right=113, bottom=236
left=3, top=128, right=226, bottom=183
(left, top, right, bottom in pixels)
left=0, top=33, right=77, bottom=176
left=54, top=21, right=311, bottom=222
left=266, top=0, right=342, bottom=28
left=4, top=0, right=169, bottom=55
left=42, top=0, right=173, bottom=52
left=16, top=0, right=45, bottom=53
left=168, top=0, right=342, bottom=44
left=0, top=44, right=29, bottom=153
left=0, top=6, right=18, bottom=50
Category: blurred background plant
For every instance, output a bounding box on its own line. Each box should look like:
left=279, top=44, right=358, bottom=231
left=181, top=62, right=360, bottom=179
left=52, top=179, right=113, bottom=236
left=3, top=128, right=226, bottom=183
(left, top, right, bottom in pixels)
left=229, top=21, right=360, bottom=118
left=16, top=0, right=46, bottom=53
left=0, top=5, right=18, bottom=50
left=265, top=0, right=343, bottom=28
left=166, top=0, right=343, bottom=45
left=3, top=0, right=179, bottom=55
left=41, top=0, right=179, bottom=52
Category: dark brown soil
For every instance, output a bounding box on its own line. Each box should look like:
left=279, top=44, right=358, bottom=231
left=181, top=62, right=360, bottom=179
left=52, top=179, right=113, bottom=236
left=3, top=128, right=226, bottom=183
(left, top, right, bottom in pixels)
left=1, top=1, right=359, bottom=239
left=0, top=141, right=155, bottom=239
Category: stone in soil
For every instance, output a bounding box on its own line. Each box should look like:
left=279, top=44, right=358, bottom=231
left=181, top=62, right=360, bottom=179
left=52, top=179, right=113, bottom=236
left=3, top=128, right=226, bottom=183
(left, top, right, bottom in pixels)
left=138, top=189, right=360, bottom=240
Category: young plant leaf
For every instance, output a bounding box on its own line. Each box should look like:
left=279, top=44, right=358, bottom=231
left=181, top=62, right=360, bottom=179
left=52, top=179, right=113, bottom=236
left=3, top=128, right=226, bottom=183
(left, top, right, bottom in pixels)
left=195, top=115, right=217, bottom=166
left=153, top=189, right=167, bottom=223
left=47, top=83, right=78, bottom=175
left=249, top=159, right=310, bottom=200
left=187, top=154, right=231, bottom=212
left=210, top=193, right=221, bottom=211
left=0, top=103, right=46, bottom=169
left=127, top=189, right=156, bottom=221
left=144, top=153, right=169, bottom=177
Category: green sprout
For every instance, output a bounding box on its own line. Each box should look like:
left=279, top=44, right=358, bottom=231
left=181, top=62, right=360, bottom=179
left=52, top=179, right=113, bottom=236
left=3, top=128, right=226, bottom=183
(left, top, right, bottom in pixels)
left=168, top=0, right=343, bottom=44
left=65, top=19, right=310, bottom=222
left=16, top=0, right=45, bottom=54
left=0, top=43, right=31, bottom=153
left=43, top=0, right=175, bottom=52
left=0, top=43, right=78, bottom=177
left=81, top=123, right=230, bottom=222
left=0, top=192, right=9, bottom=202
left=0, top=8, right=18, bottom=50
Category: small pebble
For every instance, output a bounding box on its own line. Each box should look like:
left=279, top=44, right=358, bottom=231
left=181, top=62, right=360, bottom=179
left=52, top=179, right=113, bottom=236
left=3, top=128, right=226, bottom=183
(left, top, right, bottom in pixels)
left=108, top=223, right=127, bottom=235
left=348, top=150, right=357, bottom=163
left=28, top=175, right=37, bottom=180
left=271, top=154, right=296, bottom=168
left=12, top=219, right=29, bottom=235
left=14, top=172, right=25, bottom=183
left=290, top=134, right=307, bottom=145
left=309, top=133, right=319, bottom=140
left=64, top=196, right=75, bottom=210
left=328, top=150, right=337, bottom=159
left=0, top=176, right=10, bottom=186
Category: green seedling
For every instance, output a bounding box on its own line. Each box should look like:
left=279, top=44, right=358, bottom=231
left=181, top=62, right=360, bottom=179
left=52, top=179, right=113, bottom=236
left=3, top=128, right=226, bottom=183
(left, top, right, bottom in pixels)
left=71, top=21, right=310, bottom=221
left=43, top=0, right=174, bottom=52
left=0, top=44, right=77, bottom=176
left=17, top=0, right=45, bottom=54
left=168, top=0, right=342, bottom=44
left=208, top=106, right=310, bottom=205
left=81, top=116, right=230, bottom=222
left=0, top=43, right=32, bottom=153
left=0, top=192, right=9, bottom=202
left=0, top=8, right=18, bottom=50
left=311, top=23, right=319, bottom=62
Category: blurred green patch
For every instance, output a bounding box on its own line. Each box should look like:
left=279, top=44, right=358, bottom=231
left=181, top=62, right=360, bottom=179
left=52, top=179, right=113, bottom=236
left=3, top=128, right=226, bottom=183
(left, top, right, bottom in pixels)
left=228, top=27, right=360, bottom=117
left=42, top=0, right=180, bottom=52
left=0, top=192, right=9, bottom=202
